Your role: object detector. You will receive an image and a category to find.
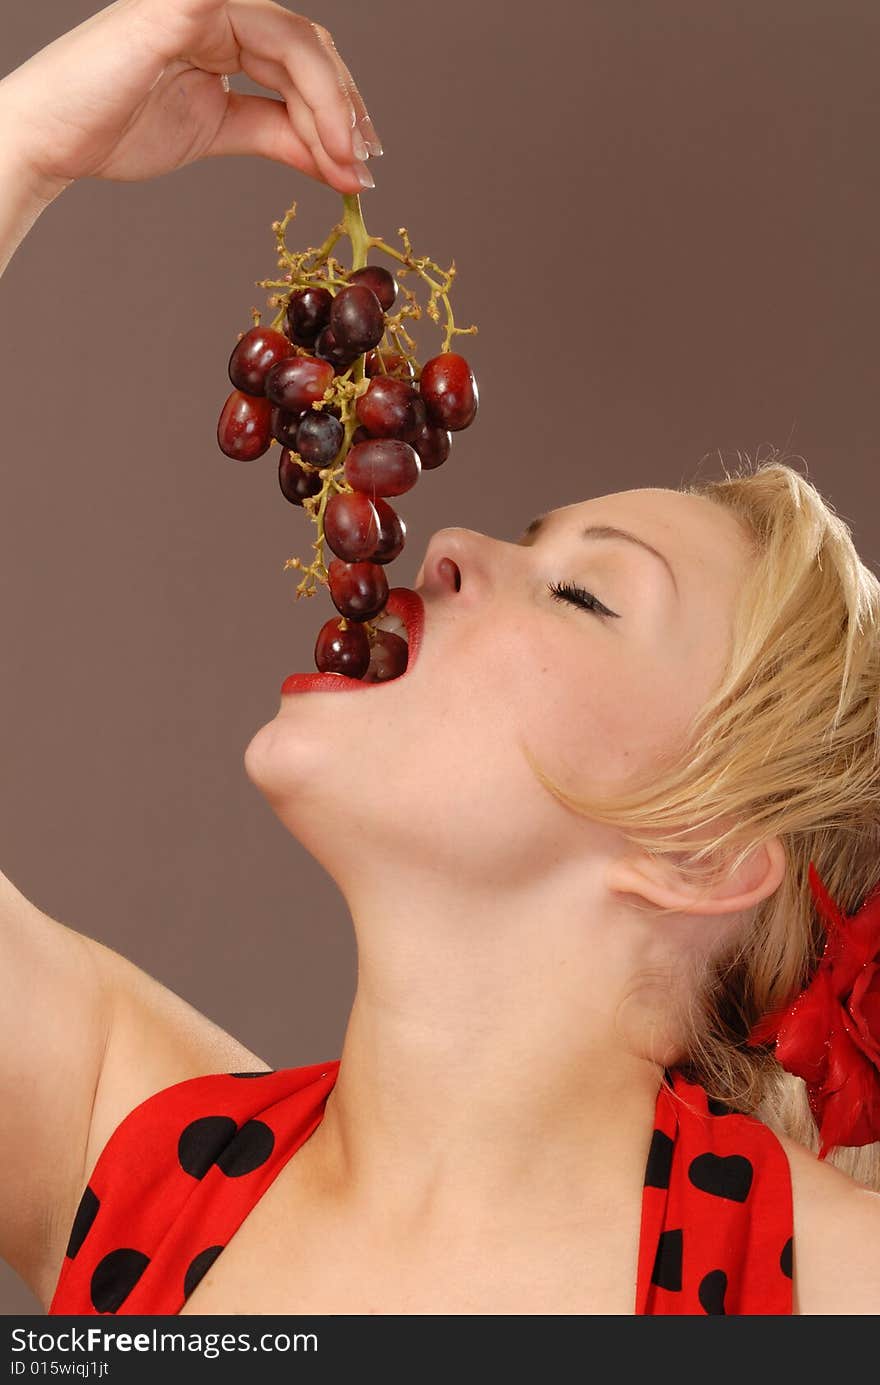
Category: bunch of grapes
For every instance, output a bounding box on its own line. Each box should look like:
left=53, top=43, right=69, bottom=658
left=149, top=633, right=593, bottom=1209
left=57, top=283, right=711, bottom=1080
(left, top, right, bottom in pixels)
left=216, top=193, right=478, bottom=683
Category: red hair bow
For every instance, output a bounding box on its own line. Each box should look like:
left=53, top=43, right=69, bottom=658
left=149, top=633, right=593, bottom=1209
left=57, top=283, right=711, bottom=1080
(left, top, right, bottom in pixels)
left=747, top=860, right=880, bottom=1158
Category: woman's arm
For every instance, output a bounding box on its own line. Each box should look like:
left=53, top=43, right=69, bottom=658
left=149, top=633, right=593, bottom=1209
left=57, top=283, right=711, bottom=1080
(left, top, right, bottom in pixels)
left=0, top=138, right=66, bottom=278
left=0, top=869, right=111, bottom=1303
left=0, top=0, right=376, bottom=1306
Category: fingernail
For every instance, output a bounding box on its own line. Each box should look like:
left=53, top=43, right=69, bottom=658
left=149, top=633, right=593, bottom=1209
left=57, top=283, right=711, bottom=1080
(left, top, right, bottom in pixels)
left=358, top=115, right=383, bottom=157
left=351, top=128, right=369, bottom=161
left=354, top=163, right=375, bottom=189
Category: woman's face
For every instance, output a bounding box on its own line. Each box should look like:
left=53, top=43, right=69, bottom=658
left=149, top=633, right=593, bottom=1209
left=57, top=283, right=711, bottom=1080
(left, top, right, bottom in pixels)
left=244, top=487, right=754, bottom=891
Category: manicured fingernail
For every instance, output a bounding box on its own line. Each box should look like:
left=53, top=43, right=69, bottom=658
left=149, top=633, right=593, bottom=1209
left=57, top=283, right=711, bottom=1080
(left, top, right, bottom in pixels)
left=351, top=128, right=369, bottom=161
left=354, top=163, right=375, bottom=189
left=359, top=115, right=383, bottom=156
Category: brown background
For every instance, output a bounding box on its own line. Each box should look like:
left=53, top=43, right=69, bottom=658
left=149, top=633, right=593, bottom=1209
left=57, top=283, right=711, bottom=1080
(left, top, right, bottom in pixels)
left=1, top=0, right=878, bottom=1313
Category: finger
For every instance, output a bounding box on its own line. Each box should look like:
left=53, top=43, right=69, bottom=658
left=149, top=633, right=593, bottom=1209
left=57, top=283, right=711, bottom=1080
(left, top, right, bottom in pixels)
left=278, top=81, right=374, bottom=193
left=202, top=89, right=320, bottom=176
left=235, top=45, right=372, bottom=190
left=322, top=42, right=382, bottom=156
left=226, top=3, right=363, bottom=169
left=204, top=89, right=369, bottom=194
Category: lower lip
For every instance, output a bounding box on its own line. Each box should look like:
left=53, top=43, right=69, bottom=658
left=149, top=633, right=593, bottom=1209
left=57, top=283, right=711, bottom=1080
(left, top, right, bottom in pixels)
left=280, top=587, right=424, bottom=696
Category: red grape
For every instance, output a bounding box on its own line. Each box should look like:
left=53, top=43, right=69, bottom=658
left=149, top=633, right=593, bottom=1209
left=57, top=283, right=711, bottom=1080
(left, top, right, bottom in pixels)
left=279, top=449, right=323, bottom=504
left=371, top=498, right=406, bottom=563
left=348, top=265, right=398, bottom=312
left=285, top=287, right=332, bottom=347
left=220, top=213, right=478, bottom=680
left=314, top=325, right=359, bottom=372
left=314, top=617, right=370, bottom=677
left=228, top=327, right=293, bottom=395
left=345, top=439, right=421, bottom=497
left=419, top=353, right=479, bottom=430
left=328, top=558, right=389, bottom=621
left=355, top=377, right=427, bottom=442
left=217, top=389, right=273, bottom=460
left=270, top=405, right=302, bottom=447
left=365, top=349, right=415, bottom=381
left=330, top=284, right=385, bottom=354
left=295, top=410, right=344, bottom=466
left=265, top=356, right=334, bottom=414
left=324, top=491, right=380, bottom=561
left=411, top=420, right=452, bottom=470
left=363, top=629, right=408, bottom=682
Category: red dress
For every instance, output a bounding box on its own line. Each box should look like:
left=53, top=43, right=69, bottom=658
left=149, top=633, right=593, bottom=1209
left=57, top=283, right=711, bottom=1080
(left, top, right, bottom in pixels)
left=47, top=1062, right=793, bottom=1315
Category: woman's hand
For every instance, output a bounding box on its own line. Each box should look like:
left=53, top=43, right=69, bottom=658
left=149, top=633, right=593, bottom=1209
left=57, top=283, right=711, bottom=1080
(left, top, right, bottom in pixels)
left=0, top=0, right=378, bottom=199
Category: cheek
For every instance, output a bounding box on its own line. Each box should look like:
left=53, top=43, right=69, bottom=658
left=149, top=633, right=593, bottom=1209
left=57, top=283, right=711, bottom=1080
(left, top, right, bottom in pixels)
left=506, top=627, right=693, bottom=799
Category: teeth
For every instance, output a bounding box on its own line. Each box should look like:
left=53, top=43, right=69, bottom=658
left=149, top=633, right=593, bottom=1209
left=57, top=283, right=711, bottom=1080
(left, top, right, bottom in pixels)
left=371, top=610, right=409, bottom=644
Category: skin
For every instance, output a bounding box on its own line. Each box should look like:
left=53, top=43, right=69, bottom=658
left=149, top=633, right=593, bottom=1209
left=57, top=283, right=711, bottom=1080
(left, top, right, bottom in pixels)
left=239, top=491, right=790, bottom=1282
left=1, top=0, right=879, bottom=1316
left=229, top=486, right=878, bottom=1314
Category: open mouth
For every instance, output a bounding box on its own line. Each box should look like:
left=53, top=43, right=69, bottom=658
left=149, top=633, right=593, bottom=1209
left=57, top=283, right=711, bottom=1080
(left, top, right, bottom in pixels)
left=280, top=586, right=424, bottom=696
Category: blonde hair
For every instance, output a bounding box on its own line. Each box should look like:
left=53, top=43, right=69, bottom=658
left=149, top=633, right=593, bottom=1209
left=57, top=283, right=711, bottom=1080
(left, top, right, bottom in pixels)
left=530, top=448, right=880, bottom=1189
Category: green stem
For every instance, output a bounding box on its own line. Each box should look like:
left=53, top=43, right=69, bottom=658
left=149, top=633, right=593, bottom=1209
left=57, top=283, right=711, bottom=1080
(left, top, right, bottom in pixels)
left=340, top=193, right=370, bottom=433
left=342, top=194, right=370, bottom=274
left=366, top=235, right=461, bottom=352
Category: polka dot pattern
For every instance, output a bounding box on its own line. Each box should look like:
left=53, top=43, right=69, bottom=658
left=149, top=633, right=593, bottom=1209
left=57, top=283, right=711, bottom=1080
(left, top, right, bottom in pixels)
left=698, top=1269, right=728, bottom=1315
left=687, top=1152, right=754, bottom=1203
left=650, top=1229, right=683, bottom=1292
left=178, top=1116, right=239, bottom=1180
left=90, top=1248, right=150, bottom=1314
left=637, top=1070, right=794, bottom=1314
left=215, top=1119, right=275, bottom=1177
left=644, top=1130, right=674, bottom=1190
left=66, top=1185, right=100, bottom=1260
left=183, top=1245, right=224, bottom=1301
left=46, top=1062, right=793, bottom=1316
left=177, top=1115, right=275, bottom=1180
left=47, top=1062, right=338, bottom=1315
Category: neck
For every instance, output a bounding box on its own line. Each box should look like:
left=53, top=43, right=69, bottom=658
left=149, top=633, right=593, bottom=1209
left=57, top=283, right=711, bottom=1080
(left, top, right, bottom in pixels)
left=304, top=863, right=667, bottom=1231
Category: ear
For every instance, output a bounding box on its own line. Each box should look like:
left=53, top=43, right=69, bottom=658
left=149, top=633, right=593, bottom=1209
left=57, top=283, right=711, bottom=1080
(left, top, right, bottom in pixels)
left=606, top=836, right=787, bottom=916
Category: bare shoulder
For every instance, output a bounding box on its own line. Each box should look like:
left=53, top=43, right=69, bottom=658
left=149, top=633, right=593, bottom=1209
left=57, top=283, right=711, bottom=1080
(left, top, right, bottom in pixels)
left=776, top=1132, right=880, bottom=1314
left=36, top=933, right=272, bottom=1307
left=0, top=859, right=277, bottom=1310
left=85, top=933, right=273, bottom=1170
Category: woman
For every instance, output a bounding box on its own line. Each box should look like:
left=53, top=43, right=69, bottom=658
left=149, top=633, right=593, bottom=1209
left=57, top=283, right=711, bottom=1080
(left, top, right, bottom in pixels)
left=1, top=0, right=879, bottom=1318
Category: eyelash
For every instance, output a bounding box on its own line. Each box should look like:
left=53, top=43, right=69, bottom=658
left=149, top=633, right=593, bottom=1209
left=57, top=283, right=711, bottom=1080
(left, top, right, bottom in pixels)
left=547, top=579, right=617, bottom=619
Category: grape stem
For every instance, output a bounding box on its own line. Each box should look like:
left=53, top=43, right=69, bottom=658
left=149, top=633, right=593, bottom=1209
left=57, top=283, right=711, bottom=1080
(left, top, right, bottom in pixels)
left=367, top=229, right=477, bottom=354
left=284, top=195, right=372, bottom=600
left=270, top=193, right=476, bottom=612
left=342, top=193, right=370, bottom=274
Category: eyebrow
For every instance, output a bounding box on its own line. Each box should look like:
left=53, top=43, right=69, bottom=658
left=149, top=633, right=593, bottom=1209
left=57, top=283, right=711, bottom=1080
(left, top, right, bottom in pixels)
left=519, top=514, right=680, bottom=600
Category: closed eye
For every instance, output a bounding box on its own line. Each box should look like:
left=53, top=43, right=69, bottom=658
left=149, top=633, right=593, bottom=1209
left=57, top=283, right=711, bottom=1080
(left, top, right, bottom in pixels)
left=547, top=579, right=620, bottom=619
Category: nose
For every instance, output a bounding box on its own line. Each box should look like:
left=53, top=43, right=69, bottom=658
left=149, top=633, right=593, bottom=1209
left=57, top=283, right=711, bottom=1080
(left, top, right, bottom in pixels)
left=414, top=527, right=494, bottom=601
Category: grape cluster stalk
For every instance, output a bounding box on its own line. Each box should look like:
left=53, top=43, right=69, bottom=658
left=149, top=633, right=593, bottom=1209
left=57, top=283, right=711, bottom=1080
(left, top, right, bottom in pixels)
left=216, top=194, right=479, bottom=684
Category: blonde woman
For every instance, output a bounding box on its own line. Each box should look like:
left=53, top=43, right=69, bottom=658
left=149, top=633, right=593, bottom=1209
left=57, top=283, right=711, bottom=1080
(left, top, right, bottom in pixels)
left=2, top=0, right=879, bottom=1317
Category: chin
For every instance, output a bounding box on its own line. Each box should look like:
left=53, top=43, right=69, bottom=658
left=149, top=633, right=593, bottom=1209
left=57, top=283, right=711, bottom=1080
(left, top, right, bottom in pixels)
left=242, top=710, right=326, bottom=809
left=240, top=711, right=359, bottom=880
left=242, top=702, right=388, bottom=860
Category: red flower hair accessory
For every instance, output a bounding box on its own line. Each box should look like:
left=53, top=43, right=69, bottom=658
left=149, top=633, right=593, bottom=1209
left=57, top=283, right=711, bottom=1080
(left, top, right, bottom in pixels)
left=747, top=860, right=880, bottom=1158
